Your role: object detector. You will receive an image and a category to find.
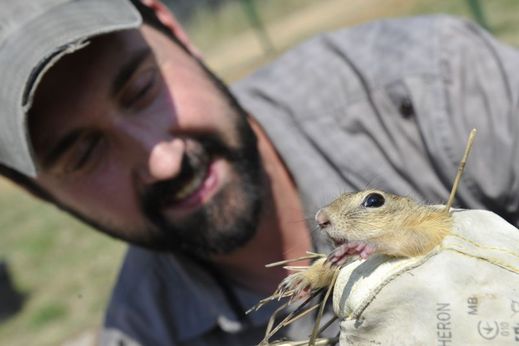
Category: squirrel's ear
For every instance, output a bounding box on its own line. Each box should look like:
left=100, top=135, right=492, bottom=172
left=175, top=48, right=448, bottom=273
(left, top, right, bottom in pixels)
left=139, top=0, right=203, bottom=59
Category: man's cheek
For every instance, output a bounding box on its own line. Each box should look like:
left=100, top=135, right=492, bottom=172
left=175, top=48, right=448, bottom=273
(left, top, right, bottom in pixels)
left=73, top=185, right=143, bottom=229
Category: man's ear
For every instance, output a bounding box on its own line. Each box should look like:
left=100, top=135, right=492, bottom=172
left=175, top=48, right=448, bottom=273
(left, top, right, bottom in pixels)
left=140, top=0, right=203, bottom=59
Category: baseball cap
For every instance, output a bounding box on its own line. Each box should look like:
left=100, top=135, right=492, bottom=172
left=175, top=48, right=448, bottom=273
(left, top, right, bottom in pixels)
left=0, top=0, right=142, bottom=177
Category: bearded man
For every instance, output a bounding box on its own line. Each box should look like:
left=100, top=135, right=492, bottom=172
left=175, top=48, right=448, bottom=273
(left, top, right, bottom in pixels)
left=1, top=1, right=518, bottom=345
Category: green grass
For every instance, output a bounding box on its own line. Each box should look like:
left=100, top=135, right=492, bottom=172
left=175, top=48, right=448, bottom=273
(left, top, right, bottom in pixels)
left=0, top=180, right=125, bottom=346
left=407, top=0, right=519, bottom=45
left=185, top=0, right=519, bottom=82
left=2, top=1, right=519, bottom=345
left=185, top=0, right=318, bottom=52
left=30, top=303, right=67, bottom=329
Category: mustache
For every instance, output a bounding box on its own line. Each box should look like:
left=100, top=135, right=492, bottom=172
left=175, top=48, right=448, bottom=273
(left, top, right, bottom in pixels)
left=139, top=134, right=238, bottom=220
left=141, top=148, right=207, bottom=216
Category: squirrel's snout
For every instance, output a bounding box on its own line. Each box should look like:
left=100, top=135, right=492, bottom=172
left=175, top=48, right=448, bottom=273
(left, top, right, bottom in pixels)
left=315, top=209, right=331, bottom=229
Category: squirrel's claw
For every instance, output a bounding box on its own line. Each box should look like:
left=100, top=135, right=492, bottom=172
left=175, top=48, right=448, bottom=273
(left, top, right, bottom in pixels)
left=277, top=272, right=312, bottom=301
left=274, top=258, right=336, bottom=302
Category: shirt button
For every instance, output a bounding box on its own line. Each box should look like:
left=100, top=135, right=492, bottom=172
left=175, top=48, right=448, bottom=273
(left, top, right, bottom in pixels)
left=399, top=97, right=415, bottom=118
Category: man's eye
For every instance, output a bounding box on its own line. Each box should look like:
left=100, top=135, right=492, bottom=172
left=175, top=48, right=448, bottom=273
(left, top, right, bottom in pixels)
left=120, top=68, right=159, bottom=109
left=64, top=135, right=101, bottom=173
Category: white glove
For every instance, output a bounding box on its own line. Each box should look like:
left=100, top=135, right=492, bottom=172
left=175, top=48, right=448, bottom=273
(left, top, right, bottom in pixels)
left=333, top=209, right=519, bottom=345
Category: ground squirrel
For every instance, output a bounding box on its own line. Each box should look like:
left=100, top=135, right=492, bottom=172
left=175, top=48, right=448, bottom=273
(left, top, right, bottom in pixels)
left=265, top=130, right=476, bottom=344
left=279, top=189, right=452, bottom=297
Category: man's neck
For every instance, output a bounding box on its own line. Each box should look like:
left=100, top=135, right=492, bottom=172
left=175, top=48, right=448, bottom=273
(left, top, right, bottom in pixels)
left=212, top=118, right=312, bottom=294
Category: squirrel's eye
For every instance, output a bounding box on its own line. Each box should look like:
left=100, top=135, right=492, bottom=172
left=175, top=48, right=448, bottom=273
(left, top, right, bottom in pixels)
left=362, top=193, right=385, bottom=208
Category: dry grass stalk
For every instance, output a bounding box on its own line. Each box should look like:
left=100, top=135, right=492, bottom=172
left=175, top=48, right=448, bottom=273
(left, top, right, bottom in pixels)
left=309, top=268, right=340, bottom=345
left=252, top=252, right=342, bottom=345
left=265, top=252, right=325, bottom=268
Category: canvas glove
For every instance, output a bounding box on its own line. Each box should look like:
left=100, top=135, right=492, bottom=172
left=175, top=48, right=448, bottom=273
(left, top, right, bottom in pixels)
left=333, top=209, right=519, bottom=345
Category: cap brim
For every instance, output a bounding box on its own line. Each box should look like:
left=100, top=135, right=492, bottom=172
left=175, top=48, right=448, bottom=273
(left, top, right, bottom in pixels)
left=0, top=0, right=142, bottom=177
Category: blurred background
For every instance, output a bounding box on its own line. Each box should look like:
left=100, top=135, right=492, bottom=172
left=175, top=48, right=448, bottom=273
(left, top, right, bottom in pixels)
left=0, top=0, right=517, bottom=345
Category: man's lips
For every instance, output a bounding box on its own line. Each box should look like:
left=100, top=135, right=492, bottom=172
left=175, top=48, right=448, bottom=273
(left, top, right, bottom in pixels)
left=161, top=160, right=219, bottom=211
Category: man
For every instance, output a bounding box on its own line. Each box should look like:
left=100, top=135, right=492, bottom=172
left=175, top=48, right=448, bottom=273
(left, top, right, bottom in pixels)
left=1, top=0, right=518, bottom=345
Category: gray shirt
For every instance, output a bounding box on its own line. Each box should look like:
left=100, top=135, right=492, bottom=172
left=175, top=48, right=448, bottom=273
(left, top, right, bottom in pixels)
left=101, top=15, right=519, bottom=345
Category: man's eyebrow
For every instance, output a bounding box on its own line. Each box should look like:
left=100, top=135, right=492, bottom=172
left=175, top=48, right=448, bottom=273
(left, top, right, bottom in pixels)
left=111, top=47, right=153, bottom=96
left=42, top=129, right=83, bottom=169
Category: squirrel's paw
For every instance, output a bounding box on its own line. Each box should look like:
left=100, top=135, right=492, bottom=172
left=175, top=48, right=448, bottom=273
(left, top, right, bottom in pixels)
left=276, top=258, right=336, bottom=301
left=277, top=272, right=314, bottom=300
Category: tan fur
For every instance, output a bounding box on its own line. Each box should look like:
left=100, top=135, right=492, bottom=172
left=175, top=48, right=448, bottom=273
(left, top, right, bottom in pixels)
left=322, top=189, right=452, bottom=257
left=278, top=258, right=336, bottom=295
left=298, top=258, right=335, bottom=289
left=276, top=190, right=452, bottom=297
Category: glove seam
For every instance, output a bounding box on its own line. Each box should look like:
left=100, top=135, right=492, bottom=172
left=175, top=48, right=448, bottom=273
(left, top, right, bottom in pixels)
left=447, top=233, right=519, bottom=258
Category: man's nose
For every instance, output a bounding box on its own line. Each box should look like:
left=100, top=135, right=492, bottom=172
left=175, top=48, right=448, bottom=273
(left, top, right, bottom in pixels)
left=116, top=117, right=184, bottom=184
left=128, top=132, right=185, bottom=185
left=146, top=139, right=185, bottom=182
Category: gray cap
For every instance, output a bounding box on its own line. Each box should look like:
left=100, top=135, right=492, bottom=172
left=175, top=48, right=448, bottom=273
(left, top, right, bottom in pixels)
left=0, top=0, right=142, bottom=177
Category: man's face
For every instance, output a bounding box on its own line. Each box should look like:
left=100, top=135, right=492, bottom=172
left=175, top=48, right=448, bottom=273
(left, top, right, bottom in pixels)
left=28, top=24, right=264, bottom=258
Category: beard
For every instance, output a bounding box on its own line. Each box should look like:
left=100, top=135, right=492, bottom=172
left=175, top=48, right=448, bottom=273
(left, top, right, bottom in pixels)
left=133, top=62, right=265, bottom=258
left=56, top=84, right=265, bottom=259
left=139, top=125, right=264, bottom=258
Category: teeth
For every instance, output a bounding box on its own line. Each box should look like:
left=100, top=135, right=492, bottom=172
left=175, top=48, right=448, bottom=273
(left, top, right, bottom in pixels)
left=174, top=168, right=207, bottom=201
